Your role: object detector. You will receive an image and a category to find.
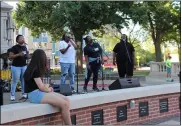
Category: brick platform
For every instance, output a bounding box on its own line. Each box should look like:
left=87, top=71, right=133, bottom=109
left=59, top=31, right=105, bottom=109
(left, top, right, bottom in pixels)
left=1, top=84, right=180, bottom=125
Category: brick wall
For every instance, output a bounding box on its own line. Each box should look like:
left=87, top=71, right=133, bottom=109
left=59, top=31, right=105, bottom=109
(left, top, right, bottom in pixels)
left=3, top=93, right=180, bottom=125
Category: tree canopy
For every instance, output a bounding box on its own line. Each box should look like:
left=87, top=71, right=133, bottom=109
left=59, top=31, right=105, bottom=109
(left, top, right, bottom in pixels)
left=13, top=1, right=180, bottom=67
left=13, top=1, right=133, bottom=41
left=127, top=1, right=180, bottom=61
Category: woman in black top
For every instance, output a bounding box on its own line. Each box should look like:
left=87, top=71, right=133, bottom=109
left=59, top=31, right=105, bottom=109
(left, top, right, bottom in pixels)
left=83, top=36, right=104, bottom=93
left=9, top=35, right=29, bottom=101
left=24, top=49, right=72, bottom=125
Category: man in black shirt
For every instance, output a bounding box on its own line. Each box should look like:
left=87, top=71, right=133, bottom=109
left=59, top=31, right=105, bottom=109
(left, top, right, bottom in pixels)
left=83, top=36, right=104, bottom=92
left=113, top=34, right=135, bottom=78
left=9, top=35, right=29, bottom=101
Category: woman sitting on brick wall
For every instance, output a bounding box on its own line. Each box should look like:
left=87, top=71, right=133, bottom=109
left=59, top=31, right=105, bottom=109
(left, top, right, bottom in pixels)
left=24, top=49, right=72, bottom=125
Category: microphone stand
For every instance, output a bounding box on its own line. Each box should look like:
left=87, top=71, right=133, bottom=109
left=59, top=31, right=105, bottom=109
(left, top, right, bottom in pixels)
left=76, top=53, right=79, bottom=94
left=76, top=44, right=83, bottom=94
left=97, top=42, right=107, bottom=91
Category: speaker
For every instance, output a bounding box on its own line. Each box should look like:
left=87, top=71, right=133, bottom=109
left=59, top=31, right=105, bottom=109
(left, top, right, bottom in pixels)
left=51, top=84, right=72, bottom=96
left=0, top=79, right=4, bottom=105
left=109, top=78, right=140, bottom=90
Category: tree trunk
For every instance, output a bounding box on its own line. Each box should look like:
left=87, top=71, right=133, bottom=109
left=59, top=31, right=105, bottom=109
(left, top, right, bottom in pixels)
left=147, top=12, right=162, bottom=62
left=154, top=41, right=162, bottom=62
left=177, top=43, right=181, bottom=63
left=152, top=32, right=162, bottom=62
left=73, top=32, right=83, bottom=74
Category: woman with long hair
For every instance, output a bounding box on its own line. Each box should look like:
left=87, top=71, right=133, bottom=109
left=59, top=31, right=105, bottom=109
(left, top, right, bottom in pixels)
left=24, top=49, right=72, bottom=125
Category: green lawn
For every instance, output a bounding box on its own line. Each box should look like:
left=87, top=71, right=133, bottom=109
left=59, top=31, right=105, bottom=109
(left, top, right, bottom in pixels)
left=133, top=70, right=150, bottom=76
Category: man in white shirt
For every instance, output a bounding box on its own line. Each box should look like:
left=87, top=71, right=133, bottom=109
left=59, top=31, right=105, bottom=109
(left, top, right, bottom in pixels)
left=59, top=33, right=77, bottom=93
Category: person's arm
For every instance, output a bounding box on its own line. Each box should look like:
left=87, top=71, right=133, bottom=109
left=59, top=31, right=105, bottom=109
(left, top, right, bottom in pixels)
left=34, top=78, right=53, bottom=93
left=98, top=44, right=104, bottom=64
left=85, top=55, right=91, bottom=69
left=131, top=44, right=135, bottom=65
left=84, top=47, right=90, bottom=69
left=9, top=52, right=24, bottom=59
left=113, top=44, right=118, bottom=65
left=132, top=51, right=135, bottom=65
left=70, top=39, right=77, bottom=49
left=113, top=52, right=116, bottom=65
left=59, top=41, right=71, bottom=54
left=26, top=51, right=31, bottom=59
left=9, top=46, right=24, bottom=59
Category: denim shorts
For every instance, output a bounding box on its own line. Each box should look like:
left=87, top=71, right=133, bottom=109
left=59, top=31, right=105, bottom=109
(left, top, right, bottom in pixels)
left=28, top=89, right=45, bottom=103
left=167, top=67, right=171, bottom=74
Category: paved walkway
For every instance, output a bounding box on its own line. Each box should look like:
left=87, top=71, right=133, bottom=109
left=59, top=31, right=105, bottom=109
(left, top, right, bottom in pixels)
left=3, top=76, right=180, bottom=104
left=141, top=115, right=180, bottom=125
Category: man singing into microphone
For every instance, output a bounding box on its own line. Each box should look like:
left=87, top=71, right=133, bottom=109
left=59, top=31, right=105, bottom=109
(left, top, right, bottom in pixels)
left=59, top=33, right=77, bottom=93
left=83, top=36, right=104, bottom=93
left=113, top=34, right=135, bottom=78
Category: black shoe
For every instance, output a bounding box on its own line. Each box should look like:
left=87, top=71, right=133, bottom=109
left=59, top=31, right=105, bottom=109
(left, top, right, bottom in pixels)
left=19, top=96, right=27, bottom=100
left=83, top=86, right=88, bottom=93
left=93, top=87, right=100, bottom=92
left=71, top=86, right=76, bottom=93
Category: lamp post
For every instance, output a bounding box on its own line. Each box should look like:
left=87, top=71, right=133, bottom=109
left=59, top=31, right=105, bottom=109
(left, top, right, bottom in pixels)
left=136, top=55, right=140, bottom=67
left=52, top=53, right=55, bottom=68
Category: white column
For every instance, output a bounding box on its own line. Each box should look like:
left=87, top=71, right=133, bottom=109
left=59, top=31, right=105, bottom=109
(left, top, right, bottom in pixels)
left=52, top=53, right=55, bottom=68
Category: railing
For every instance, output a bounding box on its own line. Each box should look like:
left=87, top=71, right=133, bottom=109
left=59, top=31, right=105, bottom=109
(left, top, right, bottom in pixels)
left=150, top=62, right=180, bottom=77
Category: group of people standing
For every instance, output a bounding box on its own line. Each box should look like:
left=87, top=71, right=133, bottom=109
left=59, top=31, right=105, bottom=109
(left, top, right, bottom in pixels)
left=5, top=33, right=135, bottom=125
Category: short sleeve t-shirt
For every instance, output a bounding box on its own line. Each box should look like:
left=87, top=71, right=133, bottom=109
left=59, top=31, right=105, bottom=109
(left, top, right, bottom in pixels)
left=166, top=59, right=171, bottom=68
left=84, top=43, right=102, bottom=58
left=11, top=44, right=28, bottom=67
left=59, top=40, right=76, bottom=63
left=24, top=69, right=40, bottom=93
left=113, top=41, right=135, bottom=62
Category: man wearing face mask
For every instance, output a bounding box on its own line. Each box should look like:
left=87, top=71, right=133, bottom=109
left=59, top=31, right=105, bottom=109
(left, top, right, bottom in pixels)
left=83, top=36, right=104, bottom=93
left=113, top=34, right=135, bottom=78
left=59, top=33, right=77, bottom=93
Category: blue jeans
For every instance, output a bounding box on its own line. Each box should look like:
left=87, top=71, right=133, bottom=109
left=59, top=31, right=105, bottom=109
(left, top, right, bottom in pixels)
left=60, top=63, right=75, bottom=87
left=10, top=66, right=27, bottom=96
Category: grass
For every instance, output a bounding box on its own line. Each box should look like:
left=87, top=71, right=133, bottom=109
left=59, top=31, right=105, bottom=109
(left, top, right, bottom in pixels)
left=133, top=70, right=150, bottom=76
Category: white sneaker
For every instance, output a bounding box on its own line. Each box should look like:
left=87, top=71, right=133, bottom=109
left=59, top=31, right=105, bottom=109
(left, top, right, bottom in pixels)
left=10, top=96, right=15, bottom=101
left=23, top=94, right=27, bottom=98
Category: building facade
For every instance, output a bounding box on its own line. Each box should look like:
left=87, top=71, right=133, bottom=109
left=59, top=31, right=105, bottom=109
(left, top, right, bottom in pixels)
left=1, top=2, right=15, bottom=69
left=1, top=2, right=14, bottom=54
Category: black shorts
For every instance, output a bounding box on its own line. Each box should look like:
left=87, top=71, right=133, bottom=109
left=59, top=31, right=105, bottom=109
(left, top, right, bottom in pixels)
left=116, top=61, right=134, bottom=78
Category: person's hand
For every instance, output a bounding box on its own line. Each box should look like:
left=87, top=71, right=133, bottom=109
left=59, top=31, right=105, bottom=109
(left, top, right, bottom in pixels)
left=18, top=52, right=24, bottom=57
left=87, top=64, right=91, bottom=70
left=113, top=60, right=116, bottom=65
left=101, top=59, right=104, bottom=65
left=68, top=43, right=71, bottom=48
left=49, top=87, right=54, bottom=92
left=45, top=84, right=50, bottom=88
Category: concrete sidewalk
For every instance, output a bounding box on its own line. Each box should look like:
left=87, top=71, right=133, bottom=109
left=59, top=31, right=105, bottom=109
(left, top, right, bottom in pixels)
left=3, top=76, right=180, bottom=105
left=141, top=115, right=180, bottom=125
